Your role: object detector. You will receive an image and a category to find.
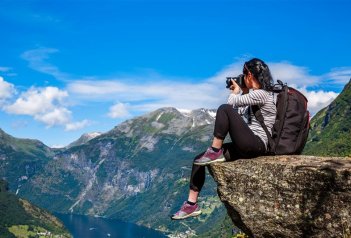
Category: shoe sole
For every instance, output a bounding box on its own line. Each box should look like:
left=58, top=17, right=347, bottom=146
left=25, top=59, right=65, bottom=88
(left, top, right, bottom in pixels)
left=193, top=157, right=226, bottom=166
left=171, top=210, right=202, bottom=220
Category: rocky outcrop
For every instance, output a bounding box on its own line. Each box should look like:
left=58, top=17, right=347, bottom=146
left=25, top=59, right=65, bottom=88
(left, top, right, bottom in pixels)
left=209, top=155, right=351, bottom=238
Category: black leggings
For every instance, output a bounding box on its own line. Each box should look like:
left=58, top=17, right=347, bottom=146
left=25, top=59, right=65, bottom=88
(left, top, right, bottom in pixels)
left=190, top=104, right=266, bottom=192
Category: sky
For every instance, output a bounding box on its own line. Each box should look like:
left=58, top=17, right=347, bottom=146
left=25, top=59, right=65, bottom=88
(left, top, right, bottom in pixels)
left=0, top=0, right=350, bottom=147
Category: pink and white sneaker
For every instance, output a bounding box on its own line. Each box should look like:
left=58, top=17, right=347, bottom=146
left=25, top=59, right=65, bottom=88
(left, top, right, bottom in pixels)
left=171, top=202, right=202, bottom=220
left=193, top=147, right=225, bottom=166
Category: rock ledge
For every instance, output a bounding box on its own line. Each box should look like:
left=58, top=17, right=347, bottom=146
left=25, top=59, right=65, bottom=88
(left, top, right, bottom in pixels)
left=209, top=155, right=351, bottom=238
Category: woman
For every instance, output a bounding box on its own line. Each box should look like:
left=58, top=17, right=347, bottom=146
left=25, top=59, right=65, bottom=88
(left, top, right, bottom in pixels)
left=171, top=58, right=277, bottom=220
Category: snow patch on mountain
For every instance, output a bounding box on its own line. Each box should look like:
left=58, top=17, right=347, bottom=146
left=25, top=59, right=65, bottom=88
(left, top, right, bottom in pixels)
left=156, top=112, right=164, bottom=121
left=176, top=108, right=191, bottom=115
left=85, top=132, right=102, bottom=140
left=207, top=110, right=216, bottom=118
left=66, top=132, right=102, bottom=148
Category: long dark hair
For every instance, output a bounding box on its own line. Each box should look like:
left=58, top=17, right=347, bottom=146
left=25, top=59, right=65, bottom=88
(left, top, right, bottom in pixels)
left=243, top=58, right=274, bottom=90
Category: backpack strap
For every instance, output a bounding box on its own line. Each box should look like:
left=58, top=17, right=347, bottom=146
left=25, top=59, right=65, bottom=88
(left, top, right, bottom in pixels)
left=252, top=105, right=275, bottom=153
left=276, top=86, right=289, bottom=141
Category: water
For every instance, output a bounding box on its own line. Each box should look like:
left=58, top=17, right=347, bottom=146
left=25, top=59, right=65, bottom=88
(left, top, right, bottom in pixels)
left=55, top=213, right=167, bottom=238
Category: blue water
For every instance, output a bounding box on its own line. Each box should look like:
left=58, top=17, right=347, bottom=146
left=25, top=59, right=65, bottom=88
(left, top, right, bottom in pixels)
left=55, top=213, right=167, bottom=238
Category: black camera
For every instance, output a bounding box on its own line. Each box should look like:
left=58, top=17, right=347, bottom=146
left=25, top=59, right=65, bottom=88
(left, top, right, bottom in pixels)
left=226, top=74, right=245, bottom=88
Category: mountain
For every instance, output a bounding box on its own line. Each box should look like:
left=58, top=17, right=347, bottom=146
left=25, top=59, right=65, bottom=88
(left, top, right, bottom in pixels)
left=0, top=179, right=71, bottom=238
left=66, top=132, right=102, bottom=148
left=0, top=128, right=54, bottom=191
left=303, top=79, right=351, bottom=156
left=4, top=107, right=227, bottom=235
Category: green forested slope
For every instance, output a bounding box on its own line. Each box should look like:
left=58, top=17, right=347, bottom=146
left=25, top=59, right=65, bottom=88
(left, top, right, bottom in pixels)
left=303, top=80, right=351, bottom=156
left=0, top=129, right=54, bottom=191
left=0, top=179, right=71, bottom=238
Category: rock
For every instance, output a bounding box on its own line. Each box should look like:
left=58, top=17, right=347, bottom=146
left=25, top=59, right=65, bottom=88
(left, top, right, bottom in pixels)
left=209, top=155, right=351, bottom=238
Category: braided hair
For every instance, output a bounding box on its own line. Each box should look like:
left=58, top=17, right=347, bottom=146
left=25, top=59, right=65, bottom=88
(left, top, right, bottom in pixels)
left=243, top=58, right=274, bottom=90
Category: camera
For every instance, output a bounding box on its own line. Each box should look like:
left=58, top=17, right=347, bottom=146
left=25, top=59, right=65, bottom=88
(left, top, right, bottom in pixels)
left=226, top=74, right=245, bottom=88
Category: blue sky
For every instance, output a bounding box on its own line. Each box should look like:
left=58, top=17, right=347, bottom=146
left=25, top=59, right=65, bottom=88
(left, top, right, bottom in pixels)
left=0, top=0, right=350, bottom=147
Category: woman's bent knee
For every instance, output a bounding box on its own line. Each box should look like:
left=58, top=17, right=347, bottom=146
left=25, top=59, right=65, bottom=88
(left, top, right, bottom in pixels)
left=217, top=104, right=232, bottom=112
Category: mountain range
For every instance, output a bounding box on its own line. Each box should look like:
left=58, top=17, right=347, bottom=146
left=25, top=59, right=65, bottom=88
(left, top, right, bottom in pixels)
left=1, top=107, right=227, bottom=236
left=0, top=79, right=350, bottom=236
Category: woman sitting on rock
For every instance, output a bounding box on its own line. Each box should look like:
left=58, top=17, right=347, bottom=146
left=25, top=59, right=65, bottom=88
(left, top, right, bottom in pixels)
left=172, top=58, right=277, bottom=220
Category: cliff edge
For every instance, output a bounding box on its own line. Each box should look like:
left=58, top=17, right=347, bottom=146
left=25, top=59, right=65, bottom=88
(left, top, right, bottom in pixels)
left=209, top=155, right=351, bottom=238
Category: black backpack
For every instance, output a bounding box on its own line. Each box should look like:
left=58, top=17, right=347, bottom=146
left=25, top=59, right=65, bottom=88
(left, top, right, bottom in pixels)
left=253, top=80, right=310, bottom=155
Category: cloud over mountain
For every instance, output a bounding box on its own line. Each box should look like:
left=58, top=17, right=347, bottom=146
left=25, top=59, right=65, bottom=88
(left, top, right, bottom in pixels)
left=3, top=85, right=89, bottom=130
left=0, top=76, right=15, bottom=100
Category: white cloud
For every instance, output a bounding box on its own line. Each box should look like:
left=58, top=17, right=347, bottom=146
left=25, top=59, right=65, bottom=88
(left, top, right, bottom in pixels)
left=21, top=47, right=346, bottom=117
left=69, top=79, right=223, bottom=113
left=324, top=67, right=351, bottom=85
left=207, top=60, right=245, bottom=85
left=68, top=80, right=128, bottom=96
left=108, top=102, right=131, bottom=118
left=297, top=88, right=338, bottom=115
left=5, top=86, right=68, bottom=115
left=269, top=62, right=320, bottom=87
left=35, top=107, right=71, bottom=127
left=65, top=119, right=91, bottom=131
left=15, top=50, right=351, bottom=126
left=66, top=59, right=350, bottom=117
left=0, top=76, right=15, bottom=100
left=267, top=63, right=348, bottom=115
left=21, top=48, right=68, bottom=80
left=4, top=86, right=89, bottom=131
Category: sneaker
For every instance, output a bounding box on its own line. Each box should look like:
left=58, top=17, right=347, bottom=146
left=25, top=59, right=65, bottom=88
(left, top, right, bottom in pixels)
left=171, top=202, right=202, bottom=220
left=193, top=147, right=225, bottom=166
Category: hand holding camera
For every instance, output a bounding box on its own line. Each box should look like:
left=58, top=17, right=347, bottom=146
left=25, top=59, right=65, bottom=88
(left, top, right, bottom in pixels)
left=226, top=74, right=246, bottom=94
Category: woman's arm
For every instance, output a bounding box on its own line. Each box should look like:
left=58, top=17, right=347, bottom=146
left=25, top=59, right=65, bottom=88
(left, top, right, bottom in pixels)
left=227, top=78, right=243, bottom=105
left=232, top=89, right=269, bottom=107
left=227, top=89, right=242, bottom=105
left=230, top=89, right=269, bottom=107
